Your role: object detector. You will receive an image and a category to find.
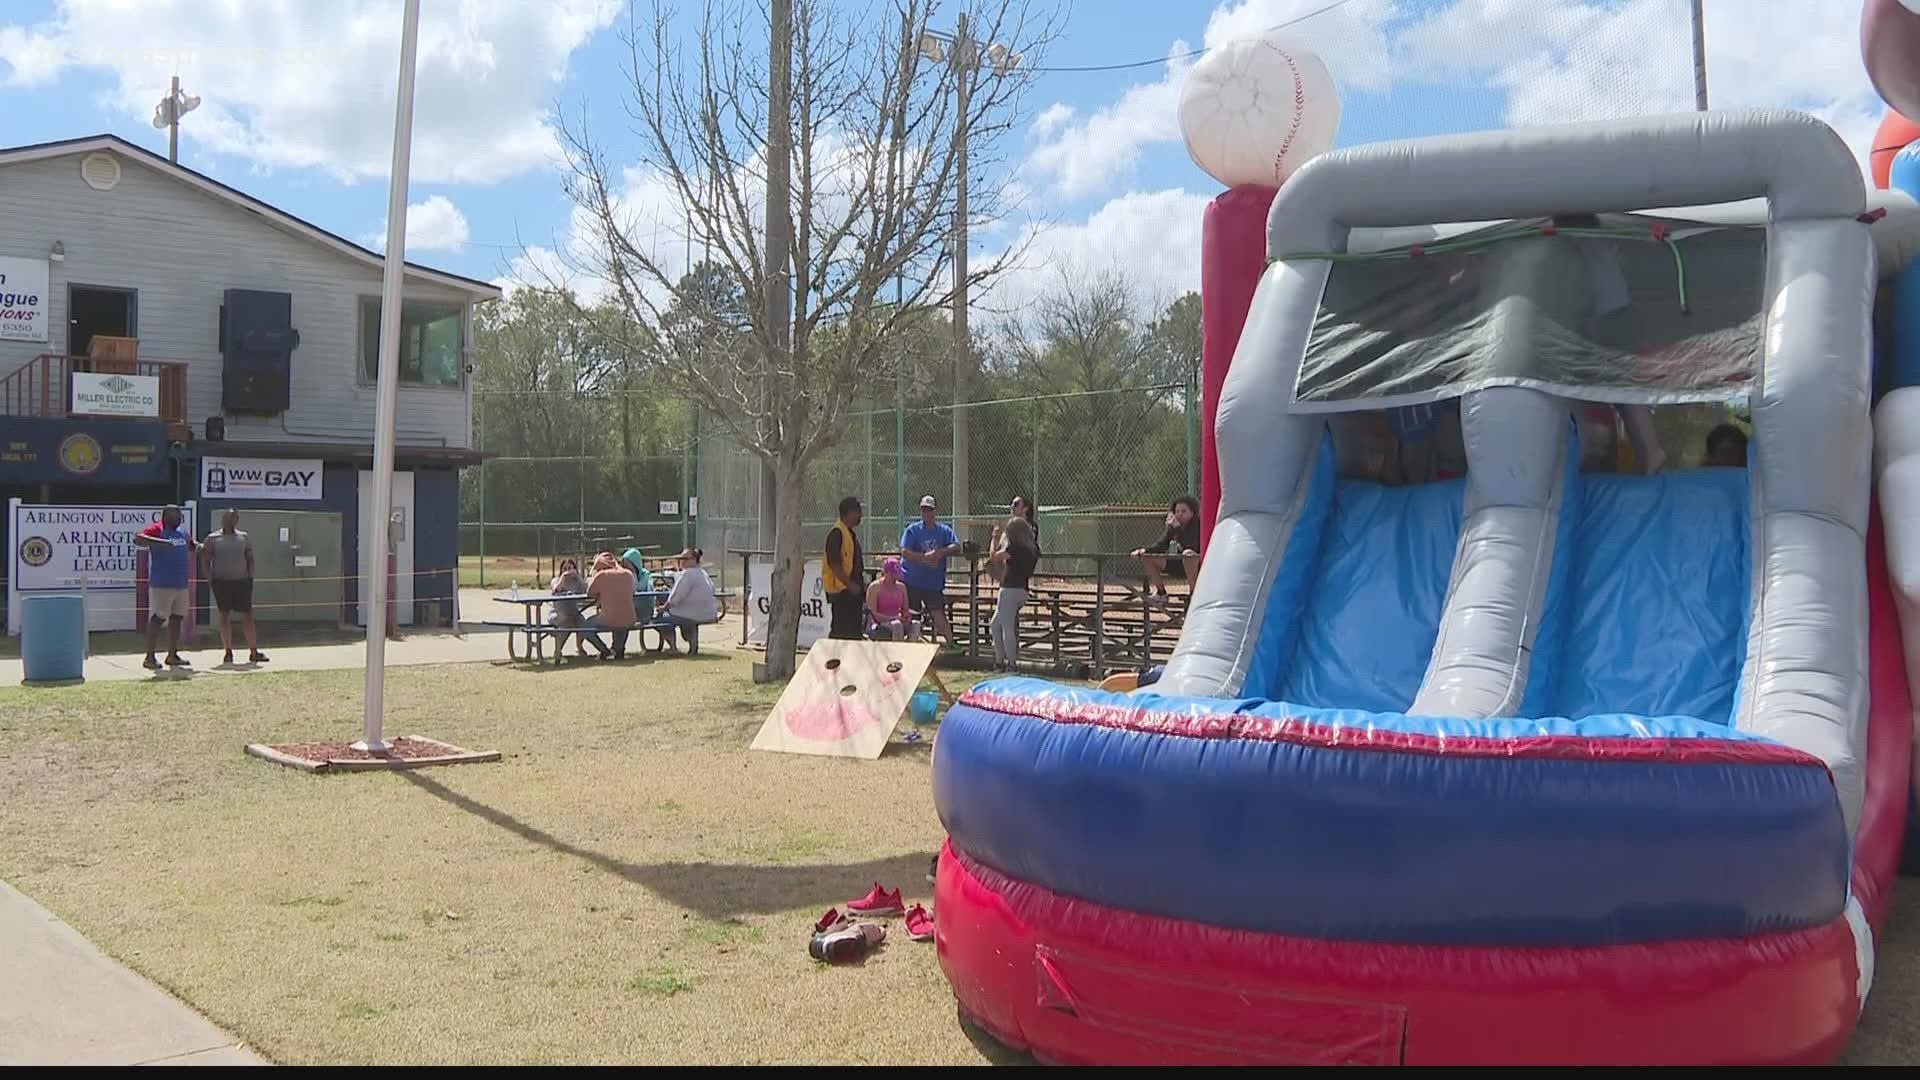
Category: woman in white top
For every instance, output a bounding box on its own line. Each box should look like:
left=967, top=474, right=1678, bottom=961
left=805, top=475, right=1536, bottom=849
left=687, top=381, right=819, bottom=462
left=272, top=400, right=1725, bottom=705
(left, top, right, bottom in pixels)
left=659, top=547, right=719, bottom=655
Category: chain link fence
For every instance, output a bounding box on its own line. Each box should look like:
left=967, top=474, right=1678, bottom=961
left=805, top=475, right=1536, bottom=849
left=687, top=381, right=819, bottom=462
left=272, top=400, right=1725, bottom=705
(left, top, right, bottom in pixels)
left=460, top=382, right=1200, bottom=589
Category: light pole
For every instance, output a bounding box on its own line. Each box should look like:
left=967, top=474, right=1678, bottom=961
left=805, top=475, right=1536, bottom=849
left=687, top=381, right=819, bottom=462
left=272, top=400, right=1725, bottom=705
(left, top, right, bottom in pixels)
left=1690, top=0, right=1708, bottom=111
left=151, top=77, right=201, bottom=164
left=918, top=18, right=1019, bottom=530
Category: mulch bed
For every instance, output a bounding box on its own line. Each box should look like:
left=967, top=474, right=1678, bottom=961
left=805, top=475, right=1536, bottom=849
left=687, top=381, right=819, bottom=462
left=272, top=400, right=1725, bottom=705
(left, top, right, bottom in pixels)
left=270, top=737, right=458, bottom=762
left=246, top=735, right=500, bottom=773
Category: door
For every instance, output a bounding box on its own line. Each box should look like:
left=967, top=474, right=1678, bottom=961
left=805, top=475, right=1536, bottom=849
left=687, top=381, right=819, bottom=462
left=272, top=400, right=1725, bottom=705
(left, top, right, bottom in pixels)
left=67, top=285, right=136, bottom=357
left=241, top=510, right=345, bottom=624
left=357, top=470, right=415, bottom=626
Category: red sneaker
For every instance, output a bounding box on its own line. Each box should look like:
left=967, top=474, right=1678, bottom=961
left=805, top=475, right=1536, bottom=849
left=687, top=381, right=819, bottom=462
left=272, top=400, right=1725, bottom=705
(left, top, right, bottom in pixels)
left=845, top=883, right=905, bottom=917
left=904, top=903, right=935, bottom=942
left=814, top=907, right=851, bottom=934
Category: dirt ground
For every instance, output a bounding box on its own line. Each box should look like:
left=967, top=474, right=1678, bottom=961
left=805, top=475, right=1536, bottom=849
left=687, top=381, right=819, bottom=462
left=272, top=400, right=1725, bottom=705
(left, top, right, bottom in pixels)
left=0, top=653, right=1915, bottom=1064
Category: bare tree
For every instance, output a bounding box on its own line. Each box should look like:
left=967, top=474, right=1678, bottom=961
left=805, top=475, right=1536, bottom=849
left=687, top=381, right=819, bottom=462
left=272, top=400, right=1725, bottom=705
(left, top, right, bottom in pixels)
left=556, top=0, right=1056, bottom=678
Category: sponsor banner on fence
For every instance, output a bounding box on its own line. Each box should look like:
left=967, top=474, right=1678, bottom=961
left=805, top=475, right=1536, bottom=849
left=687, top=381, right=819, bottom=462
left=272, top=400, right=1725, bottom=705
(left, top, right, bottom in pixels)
left=746, top=558, right=830, bottom=648
left=0, top=255, right=49, bottom=342
left=71, top=371, right=160, bottom=417
left=7, top=500, right=196, bottom=633
left=201, top=456, right=323, bottom=500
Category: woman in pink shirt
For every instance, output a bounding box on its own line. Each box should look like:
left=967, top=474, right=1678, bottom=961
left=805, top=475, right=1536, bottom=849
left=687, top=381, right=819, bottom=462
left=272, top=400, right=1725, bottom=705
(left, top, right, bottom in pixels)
left=580, top=551, right=638, bottom=660
left=866, top=557, right=916, bottom=640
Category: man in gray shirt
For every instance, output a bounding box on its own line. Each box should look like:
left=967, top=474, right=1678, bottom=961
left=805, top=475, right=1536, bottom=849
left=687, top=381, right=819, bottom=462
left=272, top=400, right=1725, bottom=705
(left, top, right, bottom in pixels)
left=202, top=509, right=269, bottom=666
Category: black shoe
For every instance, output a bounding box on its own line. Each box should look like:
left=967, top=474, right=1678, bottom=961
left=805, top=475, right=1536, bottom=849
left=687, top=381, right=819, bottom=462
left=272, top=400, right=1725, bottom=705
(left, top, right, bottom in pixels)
left=222, top=649, right=234, bottom=665
left=249, top=651, right=270, bottom=664
left=926, top=854, right=939, bottom=885
left=143, top=656, right=162, bottom=670
left=165, top=654, right=191, bottom=667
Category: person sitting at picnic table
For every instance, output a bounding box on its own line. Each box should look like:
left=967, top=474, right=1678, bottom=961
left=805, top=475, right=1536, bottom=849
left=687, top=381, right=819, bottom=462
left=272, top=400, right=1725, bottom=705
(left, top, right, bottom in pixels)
left=549, top=558, right=590, bottom=660
left=619, top=547, right=656, bottom=622
left=580, top=551, right=638, bottom=660
left=866, top=556, right=917, bottom=641
left=658, top=547, right=719, bottom=655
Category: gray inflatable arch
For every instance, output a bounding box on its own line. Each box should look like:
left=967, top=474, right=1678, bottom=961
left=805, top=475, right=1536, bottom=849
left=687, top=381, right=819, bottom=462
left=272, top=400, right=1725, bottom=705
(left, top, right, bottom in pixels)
left=1158, top=109, right=1873, bottom=834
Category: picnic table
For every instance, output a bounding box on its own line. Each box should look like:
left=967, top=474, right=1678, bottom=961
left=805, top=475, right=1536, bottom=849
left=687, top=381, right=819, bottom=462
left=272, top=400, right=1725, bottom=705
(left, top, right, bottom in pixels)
left=487, top=588, right=734, bottom=663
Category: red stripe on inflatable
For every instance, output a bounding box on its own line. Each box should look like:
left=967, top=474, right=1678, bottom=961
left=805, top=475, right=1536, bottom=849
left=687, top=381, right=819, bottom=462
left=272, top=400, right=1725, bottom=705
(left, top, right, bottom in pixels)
left=937, top=841, right=1860, bottom=1065
left=960, top=690, right=1832, bottom=770
left=1856, top=503, right=1914, bottom=928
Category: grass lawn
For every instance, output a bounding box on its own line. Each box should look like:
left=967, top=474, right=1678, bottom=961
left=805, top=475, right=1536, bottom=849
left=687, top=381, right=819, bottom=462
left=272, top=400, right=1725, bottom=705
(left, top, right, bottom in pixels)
left=0, top=653, right=1012, bottom=1065
left=8, top=652, right=1920, bottom=1064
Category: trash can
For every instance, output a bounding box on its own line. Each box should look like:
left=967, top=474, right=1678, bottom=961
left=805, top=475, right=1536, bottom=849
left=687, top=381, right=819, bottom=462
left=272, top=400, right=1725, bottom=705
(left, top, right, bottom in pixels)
left=20, top=594, right=86, bottom=684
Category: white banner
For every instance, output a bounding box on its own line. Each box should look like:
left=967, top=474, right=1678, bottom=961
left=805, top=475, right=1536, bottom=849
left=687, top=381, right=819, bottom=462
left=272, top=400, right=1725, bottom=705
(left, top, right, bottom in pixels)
left=71, top=372, right=160, bottom=418
left=747, top=557, right=830, bottom=648
left=200, top=456, right=323, bottom=500
left=8, top=500, right=196, bottom=633
left=0, top=255, right=49, bottom=342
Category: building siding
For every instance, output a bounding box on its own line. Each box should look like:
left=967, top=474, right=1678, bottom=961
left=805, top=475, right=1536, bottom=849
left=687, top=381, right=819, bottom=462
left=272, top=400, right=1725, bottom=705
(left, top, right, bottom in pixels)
left=0, top=148, right=485, bottom=450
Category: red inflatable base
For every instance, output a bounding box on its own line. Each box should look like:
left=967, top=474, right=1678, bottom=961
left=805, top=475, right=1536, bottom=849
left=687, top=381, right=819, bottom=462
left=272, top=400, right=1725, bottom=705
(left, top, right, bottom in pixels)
left=934, top=841, right=1860, bottom=1065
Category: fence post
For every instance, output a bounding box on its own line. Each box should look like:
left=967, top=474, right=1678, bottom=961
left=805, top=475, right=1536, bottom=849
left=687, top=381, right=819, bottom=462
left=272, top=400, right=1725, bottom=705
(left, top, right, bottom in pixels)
left=681, top=409, right=692, bottom=550
left=1185, top=371, right=1199, bottom=499
left=895, top=390, right=906, bottom=536
left=1029, top=400, right=1040, bottom=507
left=1092, top=554, right=1106, bottom=675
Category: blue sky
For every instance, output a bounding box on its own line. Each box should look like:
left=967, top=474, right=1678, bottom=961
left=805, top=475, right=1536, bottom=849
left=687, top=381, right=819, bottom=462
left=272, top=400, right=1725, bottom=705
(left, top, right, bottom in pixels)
left=0, top=1, right=1886, bottom=305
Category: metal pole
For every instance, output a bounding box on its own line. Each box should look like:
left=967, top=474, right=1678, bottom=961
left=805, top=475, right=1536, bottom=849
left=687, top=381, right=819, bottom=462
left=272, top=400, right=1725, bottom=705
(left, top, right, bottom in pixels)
left=168, top=76, right=180, bottom=164
left=894, top=276, right=907, bottom=535
left=1185, top=372, right=1199, bottom=496
left=864, top=402, right=873, bottom=526
left=761, top=0, right=793, bottom=555
left=477, top=401, right=487, bottom=588
left=359, top=0, right=423, bottom=753
left=1690, top=0, right=1708, bottom=111
left=950, top=13, right=972, bottom=526
left=681, top=407, right=692, bottom=549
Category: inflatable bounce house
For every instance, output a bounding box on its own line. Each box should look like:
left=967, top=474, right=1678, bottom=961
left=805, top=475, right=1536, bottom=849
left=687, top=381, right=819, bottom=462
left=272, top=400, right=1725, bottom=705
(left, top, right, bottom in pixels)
left=930, top=4, right=1920, bottom=1065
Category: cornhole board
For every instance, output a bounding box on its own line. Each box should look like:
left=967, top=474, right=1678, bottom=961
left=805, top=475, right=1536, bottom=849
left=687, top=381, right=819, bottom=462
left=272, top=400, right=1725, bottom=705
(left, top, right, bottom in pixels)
left=751, top=639, right=940, bottom=759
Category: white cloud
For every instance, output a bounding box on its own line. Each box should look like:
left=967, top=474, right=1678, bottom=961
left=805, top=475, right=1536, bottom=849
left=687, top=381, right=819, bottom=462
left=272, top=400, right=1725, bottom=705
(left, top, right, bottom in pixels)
left=0, top=0, right=619, bottom=184
left=362, top=194, right=471, bottom=254
left=980, top=189, right=1213, bottom=320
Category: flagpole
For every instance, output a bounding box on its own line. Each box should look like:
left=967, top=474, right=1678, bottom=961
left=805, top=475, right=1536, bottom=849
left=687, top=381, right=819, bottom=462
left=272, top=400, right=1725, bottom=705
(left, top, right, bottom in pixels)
left=358, top=0, right=423, bottom=752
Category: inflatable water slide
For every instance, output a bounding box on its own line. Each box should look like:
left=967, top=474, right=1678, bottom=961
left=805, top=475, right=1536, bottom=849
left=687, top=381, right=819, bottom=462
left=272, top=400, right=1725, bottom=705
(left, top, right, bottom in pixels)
left=930, top=105, right=1920, bottom=1064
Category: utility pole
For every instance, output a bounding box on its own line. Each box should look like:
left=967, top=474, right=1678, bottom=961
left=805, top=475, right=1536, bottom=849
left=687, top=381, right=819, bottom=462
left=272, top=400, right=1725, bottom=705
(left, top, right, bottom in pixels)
left=949, top=13, right=972, bottom=526
left=762, top=0, right=793, bottom=551
left=151, top=76, right=200, bottom=164
left=1690, top=0, right=1708, bottom=111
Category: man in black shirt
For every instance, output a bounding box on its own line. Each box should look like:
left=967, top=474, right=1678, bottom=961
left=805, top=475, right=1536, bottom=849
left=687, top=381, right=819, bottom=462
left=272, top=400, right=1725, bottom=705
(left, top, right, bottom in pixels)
left=1131, top=494, right=1202, bottom=608
left=824, top=495, right=867, bottom=639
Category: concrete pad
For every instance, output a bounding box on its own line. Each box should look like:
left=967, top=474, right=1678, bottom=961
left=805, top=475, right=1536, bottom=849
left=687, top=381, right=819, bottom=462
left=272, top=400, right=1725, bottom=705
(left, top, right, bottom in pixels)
left=0, top=882, right=266, bottom=1066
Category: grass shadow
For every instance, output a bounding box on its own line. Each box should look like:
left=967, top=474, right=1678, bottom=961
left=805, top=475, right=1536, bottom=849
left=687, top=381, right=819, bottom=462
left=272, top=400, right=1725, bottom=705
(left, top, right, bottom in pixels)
left=397, top=770, right=931, bottom=919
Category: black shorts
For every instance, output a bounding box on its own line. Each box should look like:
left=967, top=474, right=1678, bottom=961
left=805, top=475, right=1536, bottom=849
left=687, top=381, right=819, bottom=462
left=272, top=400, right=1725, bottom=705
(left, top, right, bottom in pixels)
left=906, top=585, right=948, bottom=614
left=212, top=578, right=254, bottom=613
left=1157, top=555, right=1188, bottom=580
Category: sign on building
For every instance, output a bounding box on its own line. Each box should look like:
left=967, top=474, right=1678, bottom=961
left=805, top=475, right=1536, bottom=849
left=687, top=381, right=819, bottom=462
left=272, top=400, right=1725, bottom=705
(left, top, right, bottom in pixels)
left=746, top=557, right=830, bottom=649
left=200, top=456, right=323, bottom=501
left=7, top=500, right=197, bottom=634
left=71, top=372, right=160, bottom=418
left=0, top=418, right=168, bottom=485
left=0, top=255, right=49, bottom=342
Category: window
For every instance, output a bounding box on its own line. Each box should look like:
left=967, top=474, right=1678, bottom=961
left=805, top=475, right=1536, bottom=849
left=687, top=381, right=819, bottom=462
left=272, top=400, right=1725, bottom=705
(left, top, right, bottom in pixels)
left=358, top=298, right=464, bottom=387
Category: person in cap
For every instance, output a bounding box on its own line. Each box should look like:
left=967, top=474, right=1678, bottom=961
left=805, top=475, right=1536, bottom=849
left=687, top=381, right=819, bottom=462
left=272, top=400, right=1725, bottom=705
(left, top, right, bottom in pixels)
left=658, top=547, right=718, bottom=654
left=866, top=556, right=917, bottom=641
left=898, top=494, right=961, bottom=642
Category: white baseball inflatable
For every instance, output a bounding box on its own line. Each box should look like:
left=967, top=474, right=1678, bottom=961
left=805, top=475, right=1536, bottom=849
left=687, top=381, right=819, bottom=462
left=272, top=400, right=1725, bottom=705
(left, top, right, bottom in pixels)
left=1179, top=34, right=1341, bottom=189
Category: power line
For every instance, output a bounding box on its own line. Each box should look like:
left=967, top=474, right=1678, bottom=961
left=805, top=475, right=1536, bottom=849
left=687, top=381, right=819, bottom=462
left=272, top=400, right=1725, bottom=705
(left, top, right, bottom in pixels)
left=1023, top=0, right=1356, bottom=73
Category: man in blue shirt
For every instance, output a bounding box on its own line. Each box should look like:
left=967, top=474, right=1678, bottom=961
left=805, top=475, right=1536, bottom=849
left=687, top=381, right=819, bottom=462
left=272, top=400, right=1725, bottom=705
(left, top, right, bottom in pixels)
left=899, top=495, right=961, bottom=643
left=134, top=504, right=196, bottom=670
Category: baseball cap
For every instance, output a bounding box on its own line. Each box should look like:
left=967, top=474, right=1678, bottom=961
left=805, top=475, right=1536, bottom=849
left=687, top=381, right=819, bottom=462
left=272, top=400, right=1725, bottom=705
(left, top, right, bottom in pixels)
left=918, top=495, right=938, bottom=509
